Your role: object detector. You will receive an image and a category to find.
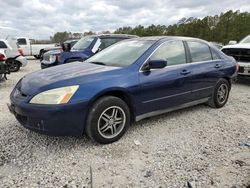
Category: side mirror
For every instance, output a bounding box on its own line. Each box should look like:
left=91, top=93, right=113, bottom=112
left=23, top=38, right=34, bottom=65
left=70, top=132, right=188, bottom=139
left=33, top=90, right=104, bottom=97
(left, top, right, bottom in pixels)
left=143, top=60, right=167, bottom=71
left=228, top=40, right=237, bottom=45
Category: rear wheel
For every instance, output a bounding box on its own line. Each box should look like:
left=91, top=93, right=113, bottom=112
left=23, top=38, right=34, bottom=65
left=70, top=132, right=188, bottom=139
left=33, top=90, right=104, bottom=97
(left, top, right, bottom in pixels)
left=7, top=59, right=21, bottom=72
left=208, top=79, right=230, bottom=108
left=85, top=96, right=130, bottom=144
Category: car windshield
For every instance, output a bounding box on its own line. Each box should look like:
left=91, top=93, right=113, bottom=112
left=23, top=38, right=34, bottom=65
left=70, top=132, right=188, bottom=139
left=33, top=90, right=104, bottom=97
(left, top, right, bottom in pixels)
left=240, top=35, right=250, bottom=44
left=71, top=37, right=94, bottom=50
left=85, top=40, right=154, bottom=67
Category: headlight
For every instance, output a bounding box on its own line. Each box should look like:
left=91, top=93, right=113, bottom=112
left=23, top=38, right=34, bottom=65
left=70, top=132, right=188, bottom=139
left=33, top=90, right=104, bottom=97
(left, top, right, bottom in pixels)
left=43, top=55, right=56, bottom=64
left=47, top=55, right=56, bottom=64
left=30, top=85, right=79, bottom=104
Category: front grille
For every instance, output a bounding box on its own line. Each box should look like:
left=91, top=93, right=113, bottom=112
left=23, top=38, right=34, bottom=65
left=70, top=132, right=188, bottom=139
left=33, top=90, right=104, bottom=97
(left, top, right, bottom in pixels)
left=222, top=48, right=250, bottom=62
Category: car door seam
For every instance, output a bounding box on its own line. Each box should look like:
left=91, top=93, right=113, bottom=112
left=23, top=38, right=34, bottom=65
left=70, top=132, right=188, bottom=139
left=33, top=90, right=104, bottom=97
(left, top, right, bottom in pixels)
left=142, top=91, right=191, bottom=104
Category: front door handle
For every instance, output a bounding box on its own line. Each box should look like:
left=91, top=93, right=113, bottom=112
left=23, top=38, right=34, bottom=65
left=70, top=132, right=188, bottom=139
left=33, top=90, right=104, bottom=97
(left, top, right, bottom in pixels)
left=214, top=64, right=222, bottom=69
left=180, top=69, right=191, bottom=75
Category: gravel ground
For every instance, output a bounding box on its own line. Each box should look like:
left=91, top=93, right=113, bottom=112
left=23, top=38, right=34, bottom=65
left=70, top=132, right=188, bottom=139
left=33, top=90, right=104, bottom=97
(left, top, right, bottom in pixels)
left=0, top=59, right=250, bottom=188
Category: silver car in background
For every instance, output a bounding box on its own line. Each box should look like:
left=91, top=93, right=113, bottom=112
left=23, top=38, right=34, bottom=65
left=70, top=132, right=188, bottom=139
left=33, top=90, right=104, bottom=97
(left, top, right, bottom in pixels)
left=0, top=38, right=27, bottom=72
left=222, top=35, right=250, bottom=76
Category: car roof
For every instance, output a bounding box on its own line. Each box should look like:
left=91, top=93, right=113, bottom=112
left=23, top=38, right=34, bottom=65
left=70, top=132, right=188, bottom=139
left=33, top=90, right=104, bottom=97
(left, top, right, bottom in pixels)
left=83, top=34, right=138, bottom=39
left=134, top=36, right=208, bottom=43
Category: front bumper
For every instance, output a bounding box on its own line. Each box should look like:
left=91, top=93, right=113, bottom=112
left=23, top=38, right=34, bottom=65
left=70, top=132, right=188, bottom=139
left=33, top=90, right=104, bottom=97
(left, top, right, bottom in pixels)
left=8, top=96, right=89, bottom=136
left=238, top=62, right=250, bottom=76
left=41, top=61, right=56, bottom=69
left=16, top=56, right=28, bottom=67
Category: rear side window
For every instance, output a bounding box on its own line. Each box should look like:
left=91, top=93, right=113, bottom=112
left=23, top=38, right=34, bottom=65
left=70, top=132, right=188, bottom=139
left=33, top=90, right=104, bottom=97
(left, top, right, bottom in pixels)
left=211, top=49, right=221, bottom=60
left=99, top=38, right=122, bottom=50
left=150, top=41, right=186, bottom=66
left=17, top=38, right=27, bottom=45
left=188, top=41, right=212, bottom=62
left=0, top=41, right=7, bottom=48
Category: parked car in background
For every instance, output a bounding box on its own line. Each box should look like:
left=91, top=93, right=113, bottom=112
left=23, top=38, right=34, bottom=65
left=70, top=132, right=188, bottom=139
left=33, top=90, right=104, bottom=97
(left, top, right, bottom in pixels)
left=0, top=49, right=10, bottom=80
left=41, top=34, right=137, bottom=69
left=9, top=36, right=237, bottom=144
left=0, top=39, right=27, bottom=72
left=222, top=34, right=250, bottom=76
left=40, top=39, right=79, bottom=61
left=16, top=37, right=56, bottom=59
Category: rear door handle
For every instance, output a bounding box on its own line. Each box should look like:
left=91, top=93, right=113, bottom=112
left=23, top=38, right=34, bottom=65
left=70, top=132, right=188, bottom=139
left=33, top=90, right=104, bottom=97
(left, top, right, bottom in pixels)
left=180, top=69, right=191, bottom=75
left=214, top=64, right=222, bottom=69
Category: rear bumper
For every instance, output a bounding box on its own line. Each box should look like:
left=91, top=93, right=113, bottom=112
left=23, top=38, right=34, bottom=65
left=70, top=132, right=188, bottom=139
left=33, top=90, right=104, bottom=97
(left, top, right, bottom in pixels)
left=8, top=97, right=89, bottom=136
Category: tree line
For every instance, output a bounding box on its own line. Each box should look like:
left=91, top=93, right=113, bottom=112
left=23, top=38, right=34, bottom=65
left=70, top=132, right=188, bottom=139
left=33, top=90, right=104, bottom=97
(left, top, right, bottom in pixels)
left=50, top=10, right=250, bottom=44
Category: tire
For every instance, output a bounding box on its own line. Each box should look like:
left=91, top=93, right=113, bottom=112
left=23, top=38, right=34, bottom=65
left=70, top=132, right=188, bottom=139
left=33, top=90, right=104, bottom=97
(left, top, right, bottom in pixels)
left=85, top=96, right=130, bottom=144
left=39, top=50, right=44, bottom=61
left=34, top=55, right=40, bottom=59
left=207, top=78, right=230, bottom=108
left=7, top=59, right=21, bottom=72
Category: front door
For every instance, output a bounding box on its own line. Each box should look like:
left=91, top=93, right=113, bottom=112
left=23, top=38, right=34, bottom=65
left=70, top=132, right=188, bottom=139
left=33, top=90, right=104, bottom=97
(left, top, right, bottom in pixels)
left=138, top=40, right=193, bottom=116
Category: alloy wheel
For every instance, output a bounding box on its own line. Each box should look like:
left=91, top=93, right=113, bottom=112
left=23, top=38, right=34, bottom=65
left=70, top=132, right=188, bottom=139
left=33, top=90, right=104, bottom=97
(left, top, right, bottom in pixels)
left=217, top=83, right=228, bottom=104
left=9, top=60, right=19, bottom=72
left=97, top=106, right=126, bottom=139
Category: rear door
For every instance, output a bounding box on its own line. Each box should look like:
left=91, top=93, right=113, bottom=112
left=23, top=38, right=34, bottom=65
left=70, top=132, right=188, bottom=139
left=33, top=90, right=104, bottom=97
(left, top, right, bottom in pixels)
left=138, top=40, right=193, bottom=115
left=186, top=41, right=224, bottom=100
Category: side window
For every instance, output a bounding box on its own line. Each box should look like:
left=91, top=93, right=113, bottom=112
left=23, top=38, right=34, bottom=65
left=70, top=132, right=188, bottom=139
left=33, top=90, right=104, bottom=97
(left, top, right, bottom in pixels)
left=17, top=38, right=27, bottom=45
left=99, top=38, right=120, bottom=50
left=211, top=49, right=221, bottom=60
left=150, top=41, right=186, bottom=66
left=0, top=41, right=7, bottom=48
left=188, top=41, right=212, bottom=62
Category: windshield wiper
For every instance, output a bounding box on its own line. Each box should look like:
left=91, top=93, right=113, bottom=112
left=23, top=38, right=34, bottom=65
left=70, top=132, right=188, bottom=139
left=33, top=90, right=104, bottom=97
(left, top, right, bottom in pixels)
left=89, top=61, right=107, bottom=66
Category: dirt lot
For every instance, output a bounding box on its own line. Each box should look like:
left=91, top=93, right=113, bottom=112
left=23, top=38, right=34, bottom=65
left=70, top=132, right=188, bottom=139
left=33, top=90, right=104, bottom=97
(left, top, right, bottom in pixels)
left=0, top=59, right=250, bottom=188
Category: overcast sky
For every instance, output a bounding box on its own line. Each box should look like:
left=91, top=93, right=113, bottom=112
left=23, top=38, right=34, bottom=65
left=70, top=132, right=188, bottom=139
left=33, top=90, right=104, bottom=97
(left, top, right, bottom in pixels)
left=0, top=0, right=250, bottom=39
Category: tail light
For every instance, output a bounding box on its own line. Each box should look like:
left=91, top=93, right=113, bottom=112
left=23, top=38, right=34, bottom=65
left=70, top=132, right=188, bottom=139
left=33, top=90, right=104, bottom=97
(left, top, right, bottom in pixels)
left=18, top=48, right=24, bottom=56
left=235, top=63, right=239, bottom=72
left=0, top=53, right=6, bottom=61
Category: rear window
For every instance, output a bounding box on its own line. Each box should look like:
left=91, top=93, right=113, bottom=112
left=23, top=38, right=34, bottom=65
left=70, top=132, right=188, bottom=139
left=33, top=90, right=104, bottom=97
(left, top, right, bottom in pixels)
left=17, top=38, right=27, bottom=45
left=0, top=41, right=7, bottom=48
left=188, top=41, right=212, bottom=62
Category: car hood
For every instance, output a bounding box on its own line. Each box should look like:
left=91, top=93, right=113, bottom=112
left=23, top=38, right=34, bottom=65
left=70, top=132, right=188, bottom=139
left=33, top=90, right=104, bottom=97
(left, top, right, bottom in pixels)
left=44, top=50, right=62, bottom=56
left=44, top=46, right=61, bottom=51
left=59, top=49, right=91, bottom=60
left=20, top=62, right=120, bottom=95
left=222, top=43, right=250, bottom=49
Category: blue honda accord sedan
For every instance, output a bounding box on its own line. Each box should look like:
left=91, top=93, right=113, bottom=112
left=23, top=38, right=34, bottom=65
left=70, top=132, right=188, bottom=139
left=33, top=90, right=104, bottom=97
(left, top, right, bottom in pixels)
left=8, top=36, right=237, bottom=144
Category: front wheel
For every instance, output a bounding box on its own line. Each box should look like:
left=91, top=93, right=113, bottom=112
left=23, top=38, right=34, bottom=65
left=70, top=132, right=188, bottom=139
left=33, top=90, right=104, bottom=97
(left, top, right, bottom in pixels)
left=208, top=78, right=230, bottom=108
left=7, top=59, right=21, bottom=72
left=85, top=96, right=130, bottom=144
